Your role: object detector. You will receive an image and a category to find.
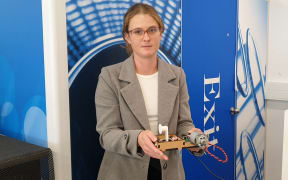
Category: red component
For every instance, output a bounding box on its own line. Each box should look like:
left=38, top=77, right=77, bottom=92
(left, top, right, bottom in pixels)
left=205, top=143, right=228, bottom=163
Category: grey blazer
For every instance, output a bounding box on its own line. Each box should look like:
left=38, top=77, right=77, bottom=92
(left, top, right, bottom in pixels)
left=95, top=55, right=195, bottom=180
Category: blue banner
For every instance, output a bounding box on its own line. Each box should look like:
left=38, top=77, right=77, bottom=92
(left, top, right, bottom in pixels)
left=182, top=0, right=237, bottom=179
left=236, top=0, right=268, bottom=179
left=0, top=0, right=47, bottom=147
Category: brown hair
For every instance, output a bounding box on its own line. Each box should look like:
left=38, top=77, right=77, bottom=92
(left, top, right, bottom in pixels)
left=122, top=3, right=165, bottom=55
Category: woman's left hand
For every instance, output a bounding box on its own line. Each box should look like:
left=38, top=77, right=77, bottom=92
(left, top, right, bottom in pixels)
left=188, top=127, right=203, bottom=134
left=187, top=128, right=206, bottom=153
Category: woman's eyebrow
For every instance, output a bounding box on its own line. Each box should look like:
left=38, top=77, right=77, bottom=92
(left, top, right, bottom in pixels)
left=130, top=25, right=158, bottom=30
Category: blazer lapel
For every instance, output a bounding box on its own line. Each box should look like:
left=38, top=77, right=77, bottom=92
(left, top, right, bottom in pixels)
left=119, top=56, right=179, bottom=130
left=119, top=56, right=150, bottom=130
left=158, top=59, right=179, bottom=127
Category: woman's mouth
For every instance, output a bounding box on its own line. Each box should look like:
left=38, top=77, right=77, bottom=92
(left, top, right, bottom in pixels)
left=142, top=45, right=152, bottom=48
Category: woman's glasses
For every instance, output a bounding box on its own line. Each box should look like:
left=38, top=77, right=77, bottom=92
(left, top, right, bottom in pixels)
left=128, top=26, right=161, bottom=39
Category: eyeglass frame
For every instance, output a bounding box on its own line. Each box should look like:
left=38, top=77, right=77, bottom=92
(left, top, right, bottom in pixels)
left=127, top=26, right=162, bottom=39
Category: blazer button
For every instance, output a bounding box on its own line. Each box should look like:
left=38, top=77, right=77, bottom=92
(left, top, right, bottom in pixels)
left=124, top=134, right=128, bottom=139
left=163, top=162, right=167, bottom=169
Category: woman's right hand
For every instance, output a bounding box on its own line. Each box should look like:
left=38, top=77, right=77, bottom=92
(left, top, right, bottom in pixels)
left=137, top=130, right=168, bottom=160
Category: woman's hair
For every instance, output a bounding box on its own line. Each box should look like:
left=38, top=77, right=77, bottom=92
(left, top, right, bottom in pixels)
left=122, top=3, right=164, bottom=55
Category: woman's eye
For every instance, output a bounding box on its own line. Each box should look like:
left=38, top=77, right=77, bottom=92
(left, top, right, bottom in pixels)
left=149, top=27, right=158, bottom=33
left=134, top=29, right=143, bottom=35
left=149, top=28, right=157, bottom=33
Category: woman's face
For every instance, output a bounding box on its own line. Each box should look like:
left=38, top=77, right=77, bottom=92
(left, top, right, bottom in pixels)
left=125, top=14, right=162, bottom=60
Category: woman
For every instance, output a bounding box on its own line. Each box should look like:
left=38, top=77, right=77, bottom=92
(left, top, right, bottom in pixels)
left=95, top=3, right=203, bottom=180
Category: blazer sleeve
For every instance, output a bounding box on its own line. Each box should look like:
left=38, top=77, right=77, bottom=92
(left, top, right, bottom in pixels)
left=176, top=68, right=195, bottom=138
left=95, top=68, right=143, bottom=159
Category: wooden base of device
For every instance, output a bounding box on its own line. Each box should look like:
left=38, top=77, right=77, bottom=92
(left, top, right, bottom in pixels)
left=154, top=134, right=197, bottom=152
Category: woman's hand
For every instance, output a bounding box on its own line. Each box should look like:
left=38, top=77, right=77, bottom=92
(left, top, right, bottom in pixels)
left=188, top=127, right=203, bottom=134
left=187, top=128, right=207, bottom=153
left=138, top=130, right=168, bottom=160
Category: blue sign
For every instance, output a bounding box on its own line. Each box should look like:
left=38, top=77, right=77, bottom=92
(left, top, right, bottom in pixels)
left=0, top=0, right=47, bottom=147
left=182, top=0, right=237, bottom=179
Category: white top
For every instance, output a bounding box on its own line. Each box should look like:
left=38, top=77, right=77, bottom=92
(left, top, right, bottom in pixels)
left=136, top=72, right=159, bottom=135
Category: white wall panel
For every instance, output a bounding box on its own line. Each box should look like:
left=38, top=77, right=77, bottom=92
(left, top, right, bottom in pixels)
left=42, top=0, right=72, bottom=179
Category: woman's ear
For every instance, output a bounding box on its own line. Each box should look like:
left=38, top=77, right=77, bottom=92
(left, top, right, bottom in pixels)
left=124, top=33, right=131, bottom=44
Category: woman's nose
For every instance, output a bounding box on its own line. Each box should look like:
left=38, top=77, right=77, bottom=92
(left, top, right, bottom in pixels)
left=143, top=31, right=150, bottom=41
